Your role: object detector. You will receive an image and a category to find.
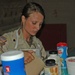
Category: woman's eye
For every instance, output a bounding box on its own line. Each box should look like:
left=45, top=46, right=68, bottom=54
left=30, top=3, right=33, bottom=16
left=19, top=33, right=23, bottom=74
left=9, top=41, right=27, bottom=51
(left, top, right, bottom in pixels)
left=32, top=22, right=37, bottom=25
left=39, top=24, right=42, bottom=27
left=32, top=22, right=42, bottom=27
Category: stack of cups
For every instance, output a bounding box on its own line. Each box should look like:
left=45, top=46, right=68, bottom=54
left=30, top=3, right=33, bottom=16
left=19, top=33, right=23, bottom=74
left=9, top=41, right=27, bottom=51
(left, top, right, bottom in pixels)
left=66, top=56, right=75, bottom=75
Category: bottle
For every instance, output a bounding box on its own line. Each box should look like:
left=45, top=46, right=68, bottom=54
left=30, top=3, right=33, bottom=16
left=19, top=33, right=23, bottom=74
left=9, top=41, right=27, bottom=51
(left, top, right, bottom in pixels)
left=57, top=42, right=68, bottom=75
left=44, top=59, right=58, bottom=75
left=47, top=51, right=61, bottom=75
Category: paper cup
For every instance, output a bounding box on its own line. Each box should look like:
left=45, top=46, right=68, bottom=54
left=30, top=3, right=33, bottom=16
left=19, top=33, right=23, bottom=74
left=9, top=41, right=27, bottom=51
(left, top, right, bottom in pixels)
left=66, top=56, right=75, bottom=75
left=66, top=57, right=75, bottom=66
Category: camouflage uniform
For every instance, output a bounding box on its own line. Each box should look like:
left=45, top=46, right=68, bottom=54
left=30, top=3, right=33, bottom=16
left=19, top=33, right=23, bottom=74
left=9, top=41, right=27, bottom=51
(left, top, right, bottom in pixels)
left=0, top=28, right=46, bottom=59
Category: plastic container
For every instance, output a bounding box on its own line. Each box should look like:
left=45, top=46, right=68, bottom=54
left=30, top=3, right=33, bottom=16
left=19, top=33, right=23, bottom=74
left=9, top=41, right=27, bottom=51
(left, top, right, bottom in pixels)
left=44, top=59, right=58, bottom=75
left=1, top=50, right=26, bottom=75
left=47, top=50, right=61, bottom=75
left=57, top=42, right=68, bottom=75
left=48, top=51, right=58, bottom=63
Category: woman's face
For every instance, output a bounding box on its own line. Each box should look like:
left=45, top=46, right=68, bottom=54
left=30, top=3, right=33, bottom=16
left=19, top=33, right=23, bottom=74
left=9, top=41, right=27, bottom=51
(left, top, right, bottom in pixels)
left=22, top=12, right=44, bottom=36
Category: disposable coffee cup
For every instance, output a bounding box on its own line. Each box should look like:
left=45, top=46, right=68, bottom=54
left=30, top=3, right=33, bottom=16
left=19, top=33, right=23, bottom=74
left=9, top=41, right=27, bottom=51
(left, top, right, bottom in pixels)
left=66, top=57, right=75, bottom=75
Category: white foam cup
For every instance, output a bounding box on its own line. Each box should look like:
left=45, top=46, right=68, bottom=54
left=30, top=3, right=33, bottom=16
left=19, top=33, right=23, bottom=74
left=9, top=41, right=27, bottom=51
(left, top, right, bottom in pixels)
left=66, top=56, right=75, bottom=75
left=66, top=56, right=75, bottom=66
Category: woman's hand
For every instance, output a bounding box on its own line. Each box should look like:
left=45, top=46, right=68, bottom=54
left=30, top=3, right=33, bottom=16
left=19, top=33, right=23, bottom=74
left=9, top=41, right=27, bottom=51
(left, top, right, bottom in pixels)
left=0, top=36, right=6, bottom=45
left=23, top=51, right=35, bottom=64
left=0, top=36, right=6, bottom=52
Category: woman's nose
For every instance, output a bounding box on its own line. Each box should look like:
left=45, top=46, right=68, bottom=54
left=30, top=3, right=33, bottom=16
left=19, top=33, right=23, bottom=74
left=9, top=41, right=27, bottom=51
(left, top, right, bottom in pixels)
left=37, top=26, right=40, bottom=31
left=36, top=25, right=40, bottom=30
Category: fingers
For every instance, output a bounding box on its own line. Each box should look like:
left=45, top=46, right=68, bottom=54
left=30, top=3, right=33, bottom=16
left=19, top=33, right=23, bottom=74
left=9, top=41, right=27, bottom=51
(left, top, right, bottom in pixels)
left=24, top=51, right=34, bottom=64
left=0, top=36, right=6, bottom=45
left=25, top=55, right=34, bottom=64
left=28, top=50, right=35, bottom=54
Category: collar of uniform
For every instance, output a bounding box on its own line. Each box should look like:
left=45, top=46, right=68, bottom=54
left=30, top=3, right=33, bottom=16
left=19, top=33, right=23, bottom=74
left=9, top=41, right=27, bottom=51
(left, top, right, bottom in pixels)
left=17, top=28, right=24, bottom=39
left=17, top=28, right=37, bottom=47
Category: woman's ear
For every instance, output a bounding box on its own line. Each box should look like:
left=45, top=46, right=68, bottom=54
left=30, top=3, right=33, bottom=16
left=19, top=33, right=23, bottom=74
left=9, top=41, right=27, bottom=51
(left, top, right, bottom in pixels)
left=21, top=16, right=26, bottom=24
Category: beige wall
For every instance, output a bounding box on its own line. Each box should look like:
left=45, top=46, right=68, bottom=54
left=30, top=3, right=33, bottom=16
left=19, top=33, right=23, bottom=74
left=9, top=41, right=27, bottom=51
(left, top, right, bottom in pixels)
left=0, top=0, right=75, bottom=48
left=27, top=0, right=75, bottom=48
left=0, top=0, right=27, bottom=34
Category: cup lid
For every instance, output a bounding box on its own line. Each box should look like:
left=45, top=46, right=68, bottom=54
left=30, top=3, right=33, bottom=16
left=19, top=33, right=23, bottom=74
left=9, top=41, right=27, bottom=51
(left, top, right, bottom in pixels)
left=45, top=59, right=56, bottom=66
left=49, top=50, right=58, bottom=54
left=57, top=42, right=67, bottom=46
left=1, top=50, right=24, bottom=61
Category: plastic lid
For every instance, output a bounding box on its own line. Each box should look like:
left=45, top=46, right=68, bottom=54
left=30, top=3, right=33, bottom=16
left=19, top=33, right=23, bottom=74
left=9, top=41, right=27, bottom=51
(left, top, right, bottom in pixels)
left=1, top=50, right=24, bottom=61
left=45, top=59, right=56, bottom=66
left=57, top=42, right=67, bottom=46
left=49, top=50, right=58, bottom=54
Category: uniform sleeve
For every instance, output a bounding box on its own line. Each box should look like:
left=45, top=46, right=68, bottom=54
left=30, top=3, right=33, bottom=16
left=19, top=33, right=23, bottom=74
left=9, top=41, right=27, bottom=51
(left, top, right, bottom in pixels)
left=0, top=31, right=16, bottom=54
left=0, top=33, right=8, bottom=54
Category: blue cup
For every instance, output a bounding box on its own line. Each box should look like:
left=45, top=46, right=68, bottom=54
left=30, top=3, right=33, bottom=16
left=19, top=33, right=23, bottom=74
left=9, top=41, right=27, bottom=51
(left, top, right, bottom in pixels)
left=1, top=50, right=26, bottom=75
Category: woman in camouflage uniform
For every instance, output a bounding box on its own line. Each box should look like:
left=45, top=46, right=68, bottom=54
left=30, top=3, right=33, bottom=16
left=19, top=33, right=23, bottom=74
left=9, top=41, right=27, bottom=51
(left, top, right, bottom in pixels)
left=0, top=2, right=46, bottom=64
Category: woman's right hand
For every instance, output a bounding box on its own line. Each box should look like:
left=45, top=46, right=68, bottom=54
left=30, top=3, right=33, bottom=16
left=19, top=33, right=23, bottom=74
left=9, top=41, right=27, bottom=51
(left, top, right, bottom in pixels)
left=23, top=51, right=35, bottom=64
left=0, top=36, right=7, bottom=46
left=0, top=36, right=6, bottom=52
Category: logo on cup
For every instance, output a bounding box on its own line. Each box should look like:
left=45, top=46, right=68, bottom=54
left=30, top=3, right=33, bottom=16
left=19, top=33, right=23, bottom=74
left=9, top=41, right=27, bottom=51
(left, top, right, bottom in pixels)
left=5, top=66, right=10, bottom=72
